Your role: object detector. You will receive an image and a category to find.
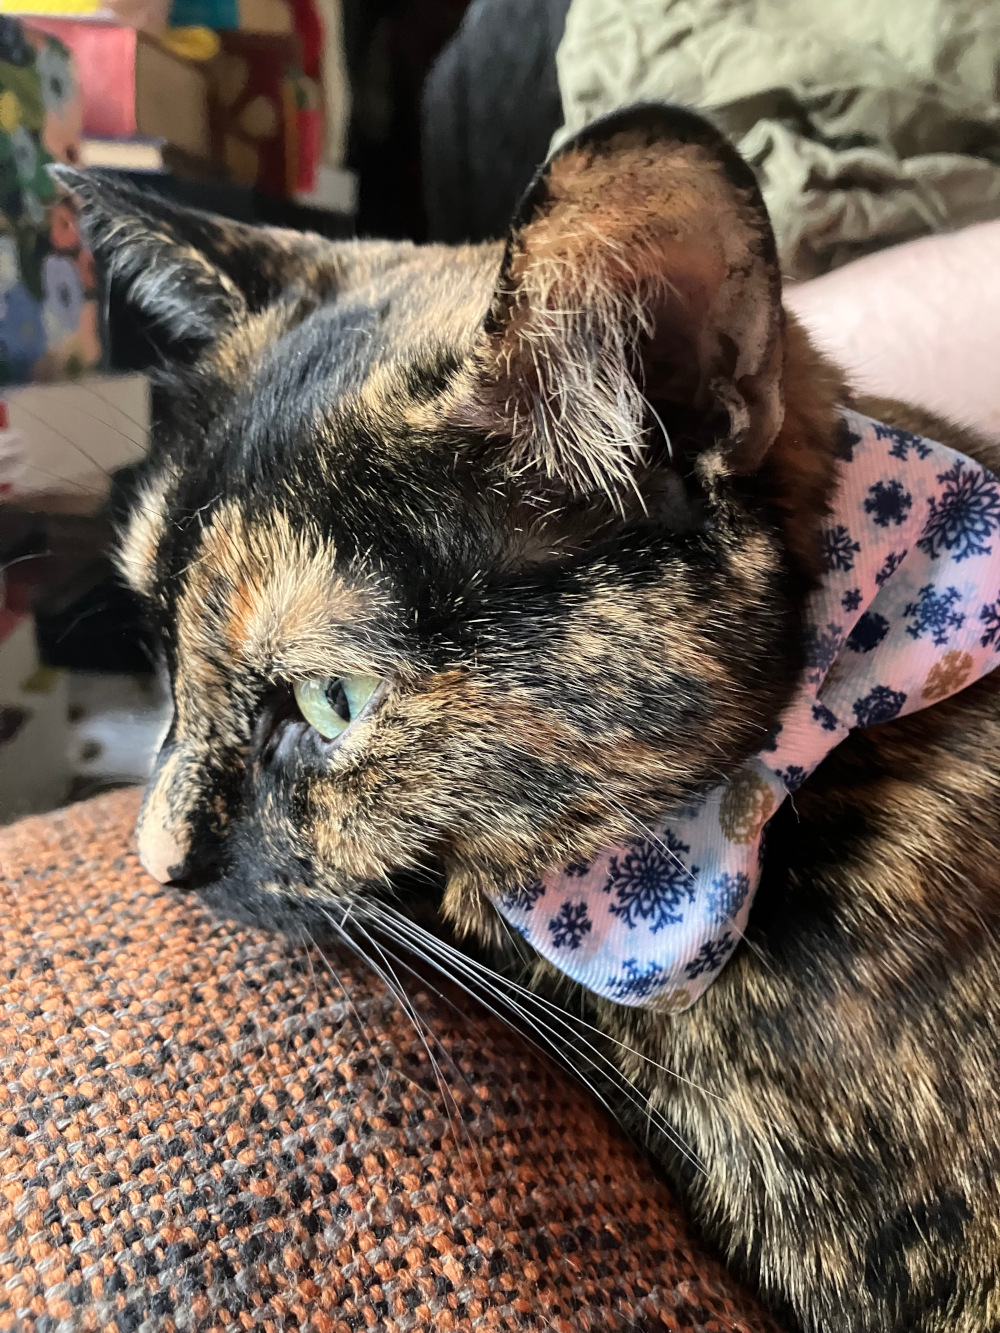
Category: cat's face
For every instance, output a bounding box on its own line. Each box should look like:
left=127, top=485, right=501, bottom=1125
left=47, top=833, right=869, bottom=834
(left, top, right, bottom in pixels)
left=69, top=107, right=837, bottom=943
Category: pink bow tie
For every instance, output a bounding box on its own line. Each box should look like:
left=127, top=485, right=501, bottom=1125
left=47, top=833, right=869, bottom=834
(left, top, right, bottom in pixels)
left=494, top=410, right=1000, bottom=1010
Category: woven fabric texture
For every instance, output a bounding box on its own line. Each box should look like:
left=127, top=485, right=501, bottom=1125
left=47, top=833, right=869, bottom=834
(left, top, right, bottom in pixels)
left=0, top=791, right=781, bottom=1333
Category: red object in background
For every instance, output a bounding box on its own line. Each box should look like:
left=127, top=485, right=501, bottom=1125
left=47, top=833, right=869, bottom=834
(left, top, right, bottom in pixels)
left=295, top=99, right=320, bottom=193
left=31, top=21, right=138, bottom=139
left=285, top=0, right=322, bottom=193
left=0, top=403, right=11, bottom=503
left=284, top=0, right=322, bottom=193
left=38, top=10, right=323, bottom=196
left=210, top=31, right=302, bottom=195
left=285, top=0, right=320, bottom=77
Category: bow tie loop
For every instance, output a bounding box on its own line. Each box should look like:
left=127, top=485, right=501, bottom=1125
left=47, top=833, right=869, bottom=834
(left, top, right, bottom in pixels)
left=494, top=411, right=1000, bottom=1009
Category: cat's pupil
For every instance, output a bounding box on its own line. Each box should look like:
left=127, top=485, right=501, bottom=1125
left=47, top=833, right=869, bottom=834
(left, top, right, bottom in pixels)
left=325, top=679, right=351, bottom=723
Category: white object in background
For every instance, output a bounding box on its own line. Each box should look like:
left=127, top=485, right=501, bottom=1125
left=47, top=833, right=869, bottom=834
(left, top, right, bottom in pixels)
left=0, top=425, right=27, bottom=496
left=295, top=165, right=357, bottom=215
left=0, top=617, right=69, bottom=823
left=68, top=671, right=170, bottom=786
left=5, top=372, right=149, bottom=503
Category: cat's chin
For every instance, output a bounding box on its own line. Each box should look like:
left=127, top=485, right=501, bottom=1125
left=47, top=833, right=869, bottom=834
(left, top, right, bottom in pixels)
left=195, top=861, right=447, bottom=942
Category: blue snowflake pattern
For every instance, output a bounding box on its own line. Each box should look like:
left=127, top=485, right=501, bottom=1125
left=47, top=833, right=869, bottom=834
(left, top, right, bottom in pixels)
left=604, top=831, right=698, bottom=933
left=777, top=765, right=808, bottom=791
left=606, top=958, right=669, bottom=1002
left=705, top=872, right=751, bottom=927
left=548, top=901, right=592, bottom=950
left=804, top=621, right=844, bottom=685
left=853, top=685, right=907, bottom=727
left=760, top=722, right=782, bottom=752
left=917, top=459, right=1000, bottom=563
left=841, top=587, right=863, bottom=612
left=980, top=596, right=1000, bottom=650
left=565, top=859, right=591, bottom=878
left=845, top=611, right=890, bottom=654
left=499, top=877, right=545, bottom=912
left=903, top=584, right=965, bottom=646
left=834, top=418, right=862, bottom=462
left=864, top=479, right=913, bottom=528
left=683, top=932, right=736, bottom=980
left=873, top=422, right=933, bottom=460
left=822, top=524, right=861, bottom=573
left=875, top=551, right=907, bottom=587
left=812, top=703, right=840, bottom=731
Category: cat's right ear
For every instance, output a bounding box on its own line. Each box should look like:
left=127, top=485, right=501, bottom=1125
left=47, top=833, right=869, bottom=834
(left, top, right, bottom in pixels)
left=54, top=168, right=392, bottom=371
left=454, top=104, right=786, bottom=504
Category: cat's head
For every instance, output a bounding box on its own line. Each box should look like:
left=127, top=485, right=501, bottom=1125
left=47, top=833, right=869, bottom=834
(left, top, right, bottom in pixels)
left=66, top=105, right=841, bottom=945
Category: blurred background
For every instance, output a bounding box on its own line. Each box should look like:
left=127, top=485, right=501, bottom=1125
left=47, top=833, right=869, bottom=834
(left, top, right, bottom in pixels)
left=1, top=0, right=999, bottom=823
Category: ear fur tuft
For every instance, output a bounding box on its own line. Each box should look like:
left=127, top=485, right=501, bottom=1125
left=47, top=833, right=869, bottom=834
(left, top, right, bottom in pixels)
left=461, top=103, right=786, bottom=501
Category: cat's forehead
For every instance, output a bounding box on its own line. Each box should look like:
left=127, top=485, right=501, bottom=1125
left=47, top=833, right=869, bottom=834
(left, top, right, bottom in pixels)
left=119, top=243, right=510, bottom=618
left=206, top=241, right=503, bottom=475
left=219, top=240, right=502, bottom=392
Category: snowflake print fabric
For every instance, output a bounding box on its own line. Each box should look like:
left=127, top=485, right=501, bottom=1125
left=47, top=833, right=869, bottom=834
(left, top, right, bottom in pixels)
left=604, top=833, right=697, bottom=932
left=493, top=411, right=1000, bottom=1012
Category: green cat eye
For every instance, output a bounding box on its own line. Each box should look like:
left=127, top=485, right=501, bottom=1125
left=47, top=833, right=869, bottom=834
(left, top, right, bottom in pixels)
left=293, top=674, right=382, bottom=741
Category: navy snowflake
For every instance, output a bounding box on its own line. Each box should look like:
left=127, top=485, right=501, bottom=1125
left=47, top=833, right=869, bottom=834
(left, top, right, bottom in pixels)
left=705, top=872, right=751, bottom=927
left=917, top=459, right=1000, bottom=562
left=683, top=932, right=736, bottom=980
left=903, top=584, right=965, bottom=646
left=875, top=551, right=907, bottom=587
left=845, top=611, right=890, bottom=654
left=834, top=418, right=862, bottom=462
left=604, top=832, right=698, bottom=933
left=979, top=597, right=1000, bottom=650
left=841, top=587, right=863, bottom=612
left=760, top=722, right=782, bottom=752
left=777, top=765, right=808, bottom=791
left=565, top=859, right=591, bottom=878
left=812, top=703, right=840, bottom=731
left=548, top=901, right=592, bottom=950
left=804, top=621, right=844, bottom=685
left=864, top=479, right=913, bottom=528
left=499, top=877, right=545, bottom=912
left=873, top=422, right=932, bottom=461
left=606, top=958, right=668, bottom=1001
left=853, top=685, right=907, bottom=727
left=822, top=524, right=861, bottom=572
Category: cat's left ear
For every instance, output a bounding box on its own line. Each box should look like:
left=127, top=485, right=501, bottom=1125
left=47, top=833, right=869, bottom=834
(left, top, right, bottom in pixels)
left=459, top=104, right=785, bottom=499
left=52, top=168, right=391, bottom=369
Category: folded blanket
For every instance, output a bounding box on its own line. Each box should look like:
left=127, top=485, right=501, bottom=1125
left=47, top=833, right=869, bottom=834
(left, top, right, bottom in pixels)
left=552, top=0, right=1000, bottom=279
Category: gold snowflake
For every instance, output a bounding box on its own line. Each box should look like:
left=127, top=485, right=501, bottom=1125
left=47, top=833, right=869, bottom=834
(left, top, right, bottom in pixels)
left=720, top=768, right=776, bottom=844
left=921, top=650, right=975, bottom=702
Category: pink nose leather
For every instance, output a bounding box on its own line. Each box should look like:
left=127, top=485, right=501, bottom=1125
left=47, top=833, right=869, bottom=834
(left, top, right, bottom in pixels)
left=137, top=780, right=191, bottom=883
left=138, top=820, right=189, bottom=884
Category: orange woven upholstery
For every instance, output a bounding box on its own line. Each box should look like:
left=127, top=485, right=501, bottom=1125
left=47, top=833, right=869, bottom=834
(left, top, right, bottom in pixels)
left=0, top=791, right=780, bottom=1333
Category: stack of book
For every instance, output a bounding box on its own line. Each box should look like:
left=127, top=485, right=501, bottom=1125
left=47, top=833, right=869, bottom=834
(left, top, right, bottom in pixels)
left=7, top=0, right=348, bottom=203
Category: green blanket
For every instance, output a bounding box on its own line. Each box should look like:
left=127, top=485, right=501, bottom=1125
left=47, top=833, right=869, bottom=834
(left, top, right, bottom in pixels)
left=552, top=0, right=1000, bottom=279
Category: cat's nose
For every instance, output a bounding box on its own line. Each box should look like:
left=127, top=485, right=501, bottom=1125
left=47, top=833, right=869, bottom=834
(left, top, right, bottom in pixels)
left=137, top=747, right=195, bottom=884
left=137, top=739, right=228, bottom=888
left=138, top=820, right=191, bottom=885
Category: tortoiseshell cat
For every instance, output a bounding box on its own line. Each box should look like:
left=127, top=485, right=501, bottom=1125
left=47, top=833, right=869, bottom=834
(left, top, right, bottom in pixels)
left=63, top=106, right=1000, bottom=1333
